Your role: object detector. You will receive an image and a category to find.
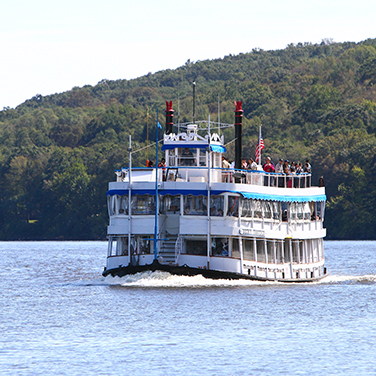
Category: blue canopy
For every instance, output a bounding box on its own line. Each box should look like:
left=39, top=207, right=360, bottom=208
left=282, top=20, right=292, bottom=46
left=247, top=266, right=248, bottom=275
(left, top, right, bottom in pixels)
left=210, top=144, right=226, bottom=153
left=227, top=191, right=327, bottom=203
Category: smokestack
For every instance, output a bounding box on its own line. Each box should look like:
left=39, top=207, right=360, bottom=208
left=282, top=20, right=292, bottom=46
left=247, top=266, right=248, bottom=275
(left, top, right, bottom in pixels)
left=165, top=101, right=174, bottom=134
left=234, top=101, right=243, bottom=170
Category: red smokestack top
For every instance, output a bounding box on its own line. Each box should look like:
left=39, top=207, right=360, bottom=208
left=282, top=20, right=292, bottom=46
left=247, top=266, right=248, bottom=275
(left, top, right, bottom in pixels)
left=165, top=101, right=174, bottom=134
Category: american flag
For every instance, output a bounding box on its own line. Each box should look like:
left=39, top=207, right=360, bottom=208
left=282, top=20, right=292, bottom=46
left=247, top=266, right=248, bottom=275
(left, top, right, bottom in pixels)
left=255, top=135, right=264, bottom=163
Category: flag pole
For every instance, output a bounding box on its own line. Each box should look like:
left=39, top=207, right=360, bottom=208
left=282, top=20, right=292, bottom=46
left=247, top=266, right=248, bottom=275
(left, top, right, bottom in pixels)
left=146, top=108, right=149, bottom=166
left=258, top=125, right=262, bottom=167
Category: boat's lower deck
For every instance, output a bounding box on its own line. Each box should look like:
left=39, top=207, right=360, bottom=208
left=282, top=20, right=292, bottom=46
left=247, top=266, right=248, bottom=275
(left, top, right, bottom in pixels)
left=104, top=235, right=326, bottom=282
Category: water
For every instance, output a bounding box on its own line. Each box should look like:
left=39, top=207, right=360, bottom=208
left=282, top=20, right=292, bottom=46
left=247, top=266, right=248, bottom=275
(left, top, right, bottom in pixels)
left=1, top=241, right=376, bottom=376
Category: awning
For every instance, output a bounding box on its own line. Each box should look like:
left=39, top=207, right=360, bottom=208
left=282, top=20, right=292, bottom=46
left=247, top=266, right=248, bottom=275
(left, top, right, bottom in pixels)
left=107, top=188, right=326, bottom=202
left=227, top=191, right=327, bottom=203
left=210, top=144, right=227, bottom=153
left=162, top=143, right=209, bottom=151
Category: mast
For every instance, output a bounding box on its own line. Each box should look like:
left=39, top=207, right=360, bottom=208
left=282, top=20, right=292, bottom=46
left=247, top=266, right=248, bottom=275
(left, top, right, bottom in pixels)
left=146, top=108, right=149, bottom=166
left=192, top=81, right=196, bottom=124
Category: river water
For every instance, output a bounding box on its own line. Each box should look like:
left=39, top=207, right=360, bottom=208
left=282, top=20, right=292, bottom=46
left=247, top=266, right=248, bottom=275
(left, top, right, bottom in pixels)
left=0, top=241, right=375, bottom=375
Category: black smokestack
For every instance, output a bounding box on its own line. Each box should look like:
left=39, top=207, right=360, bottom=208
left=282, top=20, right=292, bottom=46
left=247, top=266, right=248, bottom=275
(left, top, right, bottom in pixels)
left=165, top=101, right=174, bottom=134
left=234, top=101, right=243, bottom=170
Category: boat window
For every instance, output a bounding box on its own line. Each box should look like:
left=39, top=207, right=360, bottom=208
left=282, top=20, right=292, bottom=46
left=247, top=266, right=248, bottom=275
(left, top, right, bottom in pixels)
left=284, top=239, right=291, bottom=262
left=179, top=148, right=196, bottom=166
left=199, top=149, right=207, bottom=166
left=227, top=196, right=239, bottom=217
left=212, top=153, right=221, bottom=168
left=289, top=203, right=297, bottom=221
left=276, top=241, right=283, bottom=263
left=254, top=200, right=262, bottom=219
left=264, top=202, right=272, bottom=219
left=241, top=198, right=253, bottom=218
left=231, top=238, right=240, bottom=258
left=185, top=239, right=206, bottom=255
left=267, top=240, right=274, bottom=263
left=297, top=202, right=304, bottom=220
left=167, top=150, right=177, bottom=167
left=292, top=241, right=300, bottom=263
left=243, top=239, right=255, bottom=261
left=210, top=195, right=224, bottom=216
left=161, top=195, right=180, bottom=214
left=131, top=195, right=155, bottom=215
left=316, top=201, right=324, bottom=221
left=272, top=202, right=280, bottom=220
left=138, top=236, right=152, bottom=254
left=211, top=238, right=228, bottom=256
left=119, top=195, right=128, bottom=215
left=108, top=236, right=128, bottom=256
left=303, top=202, right=311, bottom=220
left=107, top=196, right=115, bottom=216
left=256, top=239, right=266, bottom=263
left=183, top=195, right=207, bottom=215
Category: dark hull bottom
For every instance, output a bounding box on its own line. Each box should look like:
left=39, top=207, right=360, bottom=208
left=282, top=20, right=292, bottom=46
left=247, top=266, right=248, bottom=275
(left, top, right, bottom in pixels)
left=102, top=260, right=328, bottom=283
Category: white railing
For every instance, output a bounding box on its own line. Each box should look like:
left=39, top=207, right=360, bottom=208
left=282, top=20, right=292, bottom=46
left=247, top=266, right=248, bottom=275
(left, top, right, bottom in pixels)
left=117, top=166, right=314, bottom=188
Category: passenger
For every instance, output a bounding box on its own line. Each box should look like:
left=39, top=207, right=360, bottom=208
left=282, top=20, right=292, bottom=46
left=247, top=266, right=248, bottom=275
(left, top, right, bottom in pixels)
left=283, top=160, right=290, bottom=171
left=284, top=166, right=292, bottom=188
left=296, top=162, right=303, bottom=174
left=304, top=159, right=311, bottom=173
left=304, top=159, right=312, bottom=187
left=210, top=207, right=218, bottom=216
left=148, top=160, right=154, bottom=168
left=248, top=158, right=257, bottom=170
left=222, top=156, right=231, bottom=182
left=263, top=157, right=275, bottom=172
left=241, top=158, right=248, bottom=169
left=282, top=209, right=288, bottom=222
left=182, top=148, right=194, bottom=166
left=275, top=158, right=284, bottom=187
left=159, top=158, right=166, bottom=181
left=228, top=207, right=235, bottom=216
left=275, top=158, right=283, bottom=174
left=263, top=156, right=275, bottom=186
left=222, top=156, right=231, bottom=169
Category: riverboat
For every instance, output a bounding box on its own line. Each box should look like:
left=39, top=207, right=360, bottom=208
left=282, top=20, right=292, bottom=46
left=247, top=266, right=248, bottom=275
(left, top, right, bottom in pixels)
left=103, top=100, right=327, bottom=282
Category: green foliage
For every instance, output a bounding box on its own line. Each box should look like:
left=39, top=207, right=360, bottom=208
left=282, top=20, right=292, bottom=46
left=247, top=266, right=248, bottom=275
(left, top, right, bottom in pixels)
left=2, top=38, right=376, bottom=239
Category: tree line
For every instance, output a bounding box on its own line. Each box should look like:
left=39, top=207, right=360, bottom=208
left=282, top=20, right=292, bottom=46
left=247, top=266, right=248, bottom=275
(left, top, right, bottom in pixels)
left=1, top=38, right=376, bottom=239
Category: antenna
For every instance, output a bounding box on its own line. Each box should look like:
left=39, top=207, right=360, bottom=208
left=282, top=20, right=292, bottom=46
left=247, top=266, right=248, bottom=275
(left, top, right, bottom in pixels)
left=192, top=81, right=196, bottom=124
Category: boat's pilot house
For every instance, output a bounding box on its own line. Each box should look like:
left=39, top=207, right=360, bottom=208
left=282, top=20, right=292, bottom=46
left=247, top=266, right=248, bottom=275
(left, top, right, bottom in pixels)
left=166, top=146, right=221, bottom=168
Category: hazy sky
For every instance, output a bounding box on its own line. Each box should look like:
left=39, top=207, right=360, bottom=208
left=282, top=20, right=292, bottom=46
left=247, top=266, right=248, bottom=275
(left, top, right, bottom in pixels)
left=1, top=0, right=374, bottom=109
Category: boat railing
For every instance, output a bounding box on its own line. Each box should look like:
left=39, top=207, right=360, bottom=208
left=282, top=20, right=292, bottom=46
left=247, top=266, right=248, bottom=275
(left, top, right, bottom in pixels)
left=117, top=166, right=314, bottom=188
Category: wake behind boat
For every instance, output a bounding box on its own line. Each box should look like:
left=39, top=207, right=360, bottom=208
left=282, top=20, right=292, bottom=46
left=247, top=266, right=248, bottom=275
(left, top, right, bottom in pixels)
left=103, top=98, right=327, bottom=282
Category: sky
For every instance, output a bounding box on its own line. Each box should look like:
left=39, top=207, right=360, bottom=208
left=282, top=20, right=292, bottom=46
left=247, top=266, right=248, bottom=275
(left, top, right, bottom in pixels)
left=1, top=0, right=375, bottom=109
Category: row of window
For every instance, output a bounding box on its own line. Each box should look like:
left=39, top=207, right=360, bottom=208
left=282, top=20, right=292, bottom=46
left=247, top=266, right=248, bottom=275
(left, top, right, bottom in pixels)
left=108, top=235, right=324, bottom=264
left=108, top=194, right=325, bottom=221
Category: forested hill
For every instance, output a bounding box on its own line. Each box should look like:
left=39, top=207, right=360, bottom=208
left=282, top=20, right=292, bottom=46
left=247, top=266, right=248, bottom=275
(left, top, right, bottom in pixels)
left=2, top=38, right=376, bottom=240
